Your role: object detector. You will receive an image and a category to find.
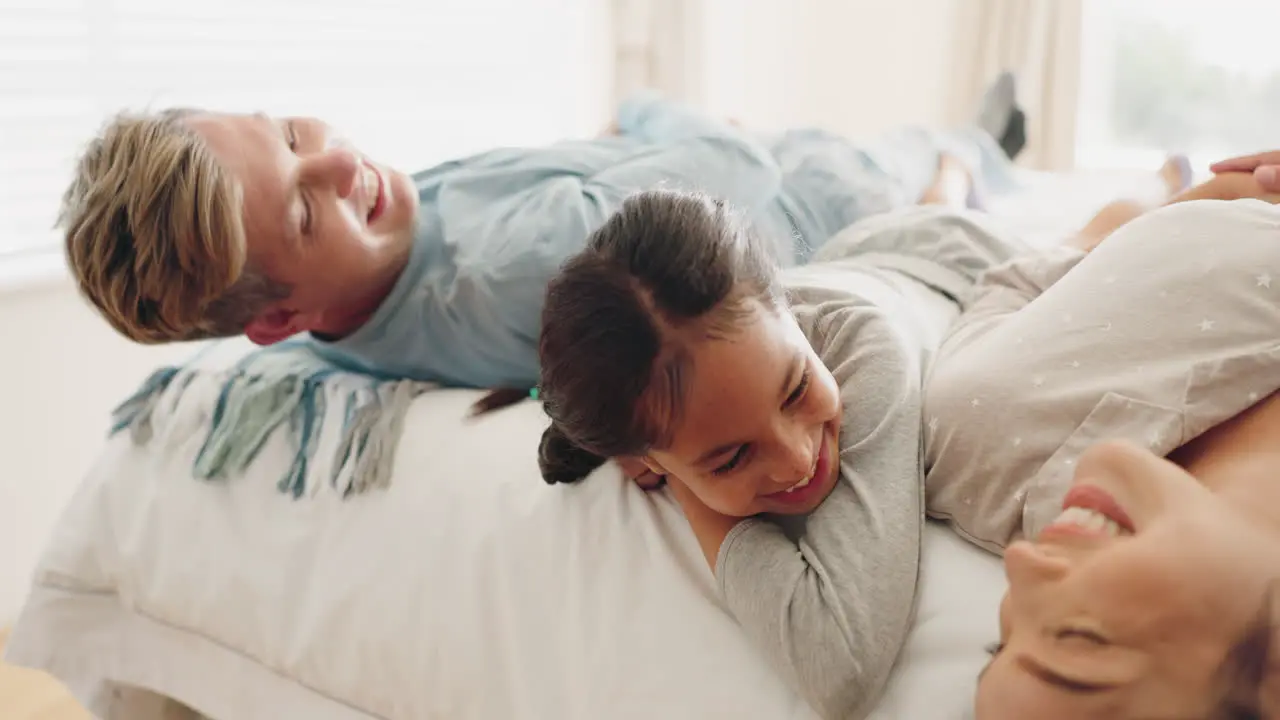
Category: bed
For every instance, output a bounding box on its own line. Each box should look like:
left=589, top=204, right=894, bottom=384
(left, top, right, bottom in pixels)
left=3, top=168, right=1153, bottom=719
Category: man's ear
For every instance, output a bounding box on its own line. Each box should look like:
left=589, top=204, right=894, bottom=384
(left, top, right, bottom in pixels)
left=244, top=307, right=305, bottom=346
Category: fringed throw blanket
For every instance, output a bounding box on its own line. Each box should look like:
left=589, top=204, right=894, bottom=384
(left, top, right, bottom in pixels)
left=110, top=339, right=436, bottom=498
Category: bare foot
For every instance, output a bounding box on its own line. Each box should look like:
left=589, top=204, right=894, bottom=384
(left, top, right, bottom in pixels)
left=919, top=153, right=976, bottom=209
left=1159, top=154, right=1193, bottom=198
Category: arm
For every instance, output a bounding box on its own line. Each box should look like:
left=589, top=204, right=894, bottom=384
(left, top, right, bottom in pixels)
left=614, top=91, right=749, bottom=145
left=603, top=92, right=782, bottom=209
left=1211, top=149, right=1280, bottom=193
left=583, top=93, right=782, bottom=217
left=713, top=304, right=926, bottom=720
left=582, top=133, right=782, bottom=218
left=531, top=95, right=783, bottom=237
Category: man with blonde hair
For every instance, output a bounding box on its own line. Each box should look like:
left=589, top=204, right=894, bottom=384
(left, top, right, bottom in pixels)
left=63, top=84, right=1028, bottom=388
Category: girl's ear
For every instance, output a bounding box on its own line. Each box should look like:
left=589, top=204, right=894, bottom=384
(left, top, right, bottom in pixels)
left=615, top=456, right=666, bottom=491
left=617, top=456, right=670, bottom=477
left=640, top=455, right=669, bottom=477
left=615, top=457, right=649, bottom=479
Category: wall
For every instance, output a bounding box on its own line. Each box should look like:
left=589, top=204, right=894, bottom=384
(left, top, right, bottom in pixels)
left=0, top=0, right=961, bottom=623
left=701, top=0, right=964, bottom=139
left=0, top=280, right=196, bottom=620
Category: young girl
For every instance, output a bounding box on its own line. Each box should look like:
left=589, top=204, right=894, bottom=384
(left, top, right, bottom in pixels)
left=471, top=173, right=1035, bottom=717
left=474, top=150, right=1209, bottom=717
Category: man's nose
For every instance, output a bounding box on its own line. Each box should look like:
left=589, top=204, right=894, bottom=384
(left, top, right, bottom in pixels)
left=299, top=147, right=360, bottom=198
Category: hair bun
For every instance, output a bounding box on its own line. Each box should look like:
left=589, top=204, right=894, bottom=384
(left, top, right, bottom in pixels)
left=537, top=423, right=606, bottom=485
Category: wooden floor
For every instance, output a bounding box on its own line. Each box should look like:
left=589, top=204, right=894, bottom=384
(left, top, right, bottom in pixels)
left=0, top=628, right=90, bottom=720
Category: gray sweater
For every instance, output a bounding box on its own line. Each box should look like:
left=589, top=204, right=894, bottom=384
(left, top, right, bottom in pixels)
left=714, top=206, right=1024, bottom=719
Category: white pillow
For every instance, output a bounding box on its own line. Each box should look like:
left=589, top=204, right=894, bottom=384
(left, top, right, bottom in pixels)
left=6, top=358, right=1004, bottom=720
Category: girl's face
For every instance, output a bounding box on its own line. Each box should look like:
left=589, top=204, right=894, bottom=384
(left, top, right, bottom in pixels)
left=643, top=301, right=843, bottom=517
left=975, top=440, right=1280, bottom=719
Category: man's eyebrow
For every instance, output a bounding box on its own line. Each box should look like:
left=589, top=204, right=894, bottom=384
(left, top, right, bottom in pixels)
left=1018, top=655, right=1116, bottom=694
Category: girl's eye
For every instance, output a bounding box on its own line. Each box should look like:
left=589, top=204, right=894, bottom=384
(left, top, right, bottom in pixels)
left=985, top=642, right=1004, bottom=657
left=1058, top=628, right=1108, bottom=645
left=712, top=445, right=748, bottom=476
left=287, top=121, right=299, bottom=151
left=785, top=369, right=810, bottom=408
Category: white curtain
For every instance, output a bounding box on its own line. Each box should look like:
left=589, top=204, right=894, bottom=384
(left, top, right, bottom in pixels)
left=947, top=0, right=1084, bottom=170
left=610, top=0, right=707, bottom=109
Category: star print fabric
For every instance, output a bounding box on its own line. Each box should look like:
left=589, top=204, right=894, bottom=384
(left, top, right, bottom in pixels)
left=924, top=198, right=1280, bottom=553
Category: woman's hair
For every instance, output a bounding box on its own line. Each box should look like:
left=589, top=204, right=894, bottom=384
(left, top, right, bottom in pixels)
left=1207, top=587, right=1278, bottom=720
left=476, top=189, right=784, bottom=484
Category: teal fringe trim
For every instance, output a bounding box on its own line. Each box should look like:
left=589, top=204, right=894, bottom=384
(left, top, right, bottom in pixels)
left=110, top=367, right=182, bottom=443
left=109, top=362, right=433, bottom=499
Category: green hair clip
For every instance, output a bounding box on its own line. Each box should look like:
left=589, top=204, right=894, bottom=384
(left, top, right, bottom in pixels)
left=529, top=387, right=540, bottom=400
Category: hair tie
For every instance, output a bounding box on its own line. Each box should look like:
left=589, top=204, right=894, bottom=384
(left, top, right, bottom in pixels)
left=529, top=387, right=540, bottom=400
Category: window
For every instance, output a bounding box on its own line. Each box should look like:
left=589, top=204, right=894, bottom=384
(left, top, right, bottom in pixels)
left=0, top=0, right=609, bottom=258
left=1075, top=0, right=1280, bottom=171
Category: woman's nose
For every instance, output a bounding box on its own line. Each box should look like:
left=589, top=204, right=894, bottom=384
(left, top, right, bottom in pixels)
left=1004, top=540, right=1070, bottom=586
left=299, top=147, right=360, bottom=198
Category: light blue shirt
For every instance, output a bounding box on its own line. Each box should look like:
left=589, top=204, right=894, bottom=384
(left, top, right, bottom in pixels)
left=307, top=94, right=1010, bottom=388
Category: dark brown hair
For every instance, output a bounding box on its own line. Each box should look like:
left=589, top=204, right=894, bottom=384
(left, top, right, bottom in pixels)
left=1207, top=586, right=1279, bottom=720
left=477, top=189, right=783, bottom=484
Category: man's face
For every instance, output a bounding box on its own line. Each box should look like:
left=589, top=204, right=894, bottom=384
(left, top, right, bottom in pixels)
left=187, top=112, right=418, bottom=344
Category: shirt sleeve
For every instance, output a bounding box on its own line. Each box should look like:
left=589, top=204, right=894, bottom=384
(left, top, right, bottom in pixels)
left=715, top=301, right=925, bottom=720
left=940, top=245, right=1085, bottom=354
left=614, top=90, right=744, bottom=144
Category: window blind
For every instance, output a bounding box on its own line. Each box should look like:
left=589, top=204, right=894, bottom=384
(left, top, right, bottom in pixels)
left=0, top=0, right=609, bottom=256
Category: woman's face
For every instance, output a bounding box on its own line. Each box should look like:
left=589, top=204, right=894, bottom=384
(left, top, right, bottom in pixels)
left=976, top=439, right=1280, bottom=718
left=644, top=300, right=843, bottom=518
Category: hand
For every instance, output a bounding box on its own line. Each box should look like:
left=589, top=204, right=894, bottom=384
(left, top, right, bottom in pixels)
left=1210, top=150, right=1280, bottom=193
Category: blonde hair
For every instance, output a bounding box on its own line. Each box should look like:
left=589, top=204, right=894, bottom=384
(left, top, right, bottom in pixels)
left=60, top=109, right=288, bottom=343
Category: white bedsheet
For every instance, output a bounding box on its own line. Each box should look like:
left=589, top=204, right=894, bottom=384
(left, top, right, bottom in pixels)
left=6, top=170, right=1130, bottom=719
left=7, top=379, right=1004, bottom=720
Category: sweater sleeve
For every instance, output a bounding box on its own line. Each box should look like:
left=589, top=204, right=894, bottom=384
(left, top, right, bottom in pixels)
left=715, top=301, right=925, bottom=720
